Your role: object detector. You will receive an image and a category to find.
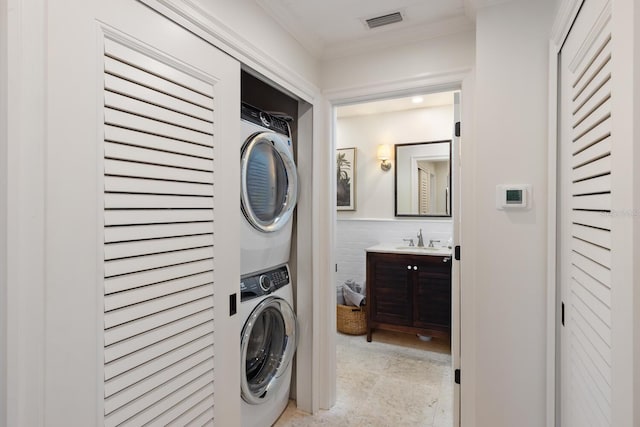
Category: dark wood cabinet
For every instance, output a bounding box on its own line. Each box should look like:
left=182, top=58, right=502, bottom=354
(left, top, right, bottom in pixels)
left=366, top=251, right=451, bottom=342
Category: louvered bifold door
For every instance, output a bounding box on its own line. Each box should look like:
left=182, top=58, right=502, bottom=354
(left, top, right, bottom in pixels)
left=102, top=37, right=217, bottom=426
left=559, top=1, right=613, bottom=426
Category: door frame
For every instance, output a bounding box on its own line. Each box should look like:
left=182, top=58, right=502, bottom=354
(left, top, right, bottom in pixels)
left=547, top=3, right=584, bottom=426
left=2, top=0, right=48, bottom=424
left=0, top=0, right=7, bottom=422
left=324, top=67, right=471, bottom=426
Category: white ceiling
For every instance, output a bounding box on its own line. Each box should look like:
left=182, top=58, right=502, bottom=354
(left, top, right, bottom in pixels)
left=337, top=91, right=456, bottom=118
left=256, top=0, right=478, bottom=59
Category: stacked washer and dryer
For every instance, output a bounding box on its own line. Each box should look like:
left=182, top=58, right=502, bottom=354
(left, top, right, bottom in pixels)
left=239, top=102, right=299, bottom=427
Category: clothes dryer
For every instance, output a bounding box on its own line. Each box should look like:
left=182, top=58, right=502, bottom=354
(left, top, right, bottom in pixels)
left=240, top=264, right=298, bottom=427
left=240, top=103, right=297, bottom=276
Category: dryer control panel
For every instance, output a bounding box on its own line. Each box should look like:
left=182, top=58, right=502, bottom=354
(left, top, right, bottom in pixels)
left=240, top=265, right=290, bottom=302
left=241, top=102, right=291, bottom=137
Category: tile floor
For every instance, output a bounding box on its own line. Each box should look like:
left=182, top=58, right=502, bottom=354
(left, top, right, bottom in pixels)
left=274, top=330, right=453, bottom=427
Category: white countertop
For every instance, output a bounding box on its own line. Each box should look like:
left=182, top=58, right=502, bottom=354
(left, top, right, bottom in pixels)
left=366, top=243, right=452, bottom=256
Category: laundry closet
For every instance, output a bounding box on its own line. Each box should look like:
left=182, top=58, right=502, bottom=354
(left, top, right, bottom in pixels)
left=4, top=1, right=323, bottom=426
left=238, top=71, right=304, bottom=427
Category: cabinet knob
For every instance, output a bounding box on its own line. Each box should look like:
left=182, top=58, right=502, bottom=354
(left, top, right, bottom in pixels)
left=407, top=265, right=411, bottom=270
left=443, top=257, right=451, bottom=263
left=413, top=266, right=418, bottom=270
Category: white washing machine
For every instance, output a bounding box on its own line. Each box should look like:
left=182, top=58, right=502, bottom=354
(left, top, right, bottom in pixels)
left=240, top=103, right=298, bottom=276
left=240, top=264, right=298, bottom=427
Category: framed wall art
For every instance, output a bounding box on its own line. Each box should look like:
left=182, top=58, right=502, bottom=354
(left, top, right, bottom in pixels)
left=336, top=147, right=356, bottom=210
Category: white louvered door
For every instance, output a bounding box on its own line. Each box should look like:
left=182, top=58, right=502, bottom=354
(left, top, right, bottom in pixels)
left=558, top=0, right=613, bottom=425
left=98, top=2, right=240, bottom=425
left=418, top=168, right=430, bottom=214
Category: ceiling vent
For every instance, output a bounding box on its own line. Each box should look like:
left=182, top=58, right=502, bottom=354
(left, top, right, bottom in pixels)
left=365, top=12, right=403, bottom=29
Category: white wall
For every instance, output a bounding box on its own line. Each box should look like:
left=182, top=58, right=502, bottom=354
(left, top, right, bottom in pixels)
left=321, top=31, right=475, bottom=91
left=466, top=1, right=556, bottom=425
left=336, top=106, right=454, bottom=219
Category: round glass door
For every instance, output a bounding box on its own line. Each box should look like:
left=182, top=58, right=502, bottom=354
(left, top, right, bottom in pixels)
left=241, top=297, right=298, bottom=404
left=241, top=132, right=297, bottom=233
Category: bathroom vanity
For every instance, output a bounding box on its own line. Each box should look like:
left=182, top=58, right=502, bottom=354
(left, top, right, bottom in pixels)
left=365, top=244, right=452, bottom=342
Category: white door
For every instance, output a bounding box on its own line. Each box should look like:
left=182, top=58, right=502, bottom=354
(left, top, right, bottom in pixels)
left=558, top=0, right=613, bottom=425
left=46, top=1, right=240, bottom=425
left=418, top=168, right=430, bottom=214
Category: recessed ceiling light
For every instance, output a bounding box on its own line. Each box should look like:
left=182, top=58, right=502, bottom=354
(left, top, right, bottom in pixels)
left=411, top=96, right=424, bottom=104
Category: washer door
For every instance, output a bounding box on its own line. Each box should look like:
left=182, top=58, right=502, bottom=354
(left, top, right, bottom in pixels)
left=241, top=132, right=297, bottom=233
left=241, top=296, right=298, bottom=405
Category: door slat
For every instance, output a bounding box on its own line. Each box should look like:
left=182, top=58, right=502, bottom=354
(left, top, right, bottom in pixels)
left=104, top=74, right=214, bottom=123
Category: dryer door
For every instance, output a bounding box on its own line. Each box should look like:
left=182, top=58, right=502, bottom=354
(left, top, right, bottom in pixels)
left=241, top=296, right=298, bottom=404
left=241, top=132, right=297, bottom=233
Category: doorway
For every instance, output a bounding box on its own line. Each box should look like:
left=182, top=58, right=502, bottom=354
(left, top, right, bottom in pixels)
left=331, top=88, right=462, bottom=426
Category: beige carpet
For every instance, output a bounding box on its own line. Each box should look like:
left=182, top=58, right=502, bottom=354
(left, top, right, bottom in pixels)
left=274, top=330, right=453, bottom=427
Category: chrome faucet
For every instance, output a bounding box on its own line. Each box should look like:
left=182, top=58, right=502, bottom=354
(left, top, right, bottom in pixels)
left=428, top=239, right=441, bottom=248
left=403, top=238, right=415, bottom=247
left=417, top=229, right=424, bottom=247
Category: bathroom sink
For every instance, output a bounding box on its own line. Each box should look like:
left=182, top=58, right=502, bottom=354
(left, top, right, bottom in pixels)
left=366, top=243, right=452, bottom=256
left=394, top=246, right=451, bottom=253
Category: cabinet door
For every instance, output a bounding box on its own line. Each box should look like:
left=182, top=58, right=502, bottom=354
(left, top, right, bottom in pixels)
left=413, top=262, right=451, bottom=330
left=369, top=254, right=412, bottom=326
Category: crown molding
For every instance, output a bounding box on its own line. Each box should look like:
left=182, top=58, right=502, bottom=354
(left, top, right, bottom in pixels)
left=464, top=0, right=516, bottom=19
left=322, top=15, right=475, bottom=61
left=256, top=0, right=475, bottom=61
left=255, top=0, right=325, bottom=58
left=139, top=0, right=320, bottom=103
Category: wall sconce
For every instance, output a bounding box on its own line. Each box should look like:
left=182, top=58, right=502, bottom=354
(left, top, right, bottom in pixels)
left=377, top=144, right=392, bottom=171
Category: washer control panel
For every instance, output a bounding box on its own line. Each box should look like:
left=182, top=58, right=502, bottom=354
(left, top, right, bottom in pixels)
left=240, top=265, right=290, bottom=302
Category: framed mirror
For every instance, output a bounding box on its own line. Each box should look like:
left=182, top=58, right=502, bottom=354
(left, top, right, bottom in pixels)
left=394, top=140, right=451, bottom=217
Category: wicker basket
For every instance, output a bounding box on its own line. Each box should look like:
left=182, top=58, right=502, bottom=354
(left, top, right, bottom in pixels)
left=336, top=304, right=367, bottom=335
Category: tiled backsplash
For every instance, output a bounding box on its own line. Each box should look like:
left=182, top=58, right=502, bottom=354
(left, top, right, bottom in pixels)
left=335, top=219, right=453, bottom=288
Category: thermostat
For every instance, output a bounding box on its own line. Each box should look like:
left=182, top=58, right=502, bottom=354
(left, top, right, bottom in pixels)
left=496, top=185, right=530, bottom=209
